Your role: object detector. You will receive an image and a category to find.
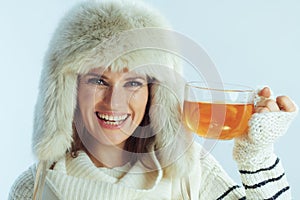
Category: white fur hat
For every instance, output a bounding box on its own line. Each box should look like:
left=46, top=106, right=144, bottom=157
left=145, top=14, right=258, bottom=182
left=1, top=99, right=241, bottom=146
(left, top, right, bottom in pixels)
left=32, top=0, right=197, bottom=177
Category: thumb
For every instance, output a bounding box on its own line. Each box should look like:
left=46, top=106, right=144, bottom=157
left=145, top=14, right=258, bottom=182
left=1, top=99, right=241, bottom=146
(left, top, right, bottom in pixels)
left=258, top=86, right=271, bottom=98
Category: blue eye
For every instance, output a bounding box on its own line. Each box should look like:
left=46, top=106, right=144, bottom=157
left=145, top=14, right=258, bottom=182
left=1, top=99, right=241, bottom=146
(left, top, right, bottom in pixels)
left=124, top=81, right=143, bottom=87
left=88, top=78, right=107, bottom=86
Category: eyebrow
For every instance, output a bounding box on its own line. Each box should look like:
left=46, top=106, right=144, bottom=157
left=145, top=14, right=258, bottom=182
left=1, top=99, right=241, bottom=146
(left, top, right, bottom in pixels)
left=124, top=76, right=147, bottom=81
left=85, top=73, right=147, bottom=81
left=85, top=73, right=102, bottom=78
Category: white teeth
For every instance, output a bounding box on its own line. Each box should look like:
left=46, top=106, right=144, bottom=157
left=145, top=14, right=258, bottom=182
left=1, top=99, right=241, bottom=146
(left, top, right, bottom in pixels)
left=104, top=121, right=122, bottom=125
left=98, top=113, right=128, bottom=121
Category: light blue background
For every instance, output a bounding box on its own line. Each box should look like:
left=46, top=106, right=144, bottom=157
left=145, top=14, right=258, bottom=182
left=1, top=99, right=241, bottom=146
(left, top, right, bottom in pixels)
left=1, top=0, right=299, bottom=199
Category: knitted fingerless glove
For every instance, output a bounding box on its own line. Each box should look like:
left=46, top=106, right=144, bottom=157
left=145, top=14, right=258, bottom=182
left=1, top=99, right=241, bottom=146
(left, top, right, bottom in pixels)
left=233, top=110, right=297, bottom=167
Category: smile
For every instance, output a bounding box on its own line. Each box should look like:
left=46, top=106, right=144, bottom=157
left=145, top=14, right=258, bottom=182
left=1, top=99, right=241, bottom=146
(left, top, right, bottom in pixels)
left=96, top=112, right=129, bottom=127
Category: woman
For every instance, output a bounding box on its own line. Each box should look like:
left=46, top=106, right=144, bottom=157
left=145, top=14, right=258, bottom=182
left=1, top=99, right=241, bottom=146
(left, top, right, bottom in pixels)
left=9, top=1, right=297, bottom=199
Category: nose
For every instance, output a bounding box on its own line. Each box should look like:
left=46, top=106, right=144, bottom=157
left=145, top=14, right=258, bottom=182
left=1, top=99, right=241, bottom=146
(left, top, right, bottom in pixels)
left=103, top=85, right=127, bottom=109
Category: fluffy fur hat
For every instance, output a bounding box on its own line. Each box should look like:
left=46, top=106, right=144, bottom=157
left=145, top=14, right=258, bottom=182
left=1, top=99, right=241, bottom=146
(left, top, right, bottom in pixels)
left=32, top=0, right=197, bottom=177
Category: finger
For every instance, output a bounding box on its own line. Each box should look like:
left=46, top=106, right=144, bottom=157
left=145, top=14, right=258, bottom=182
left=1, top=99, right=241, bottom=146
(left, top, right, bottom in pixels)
left=255, top=106, right=270, bottom=113
left=255, top=99, right=280, bottom=112
left=276, top=96, right=296, bottom=112
left=258, top=87, right=271, bottom=98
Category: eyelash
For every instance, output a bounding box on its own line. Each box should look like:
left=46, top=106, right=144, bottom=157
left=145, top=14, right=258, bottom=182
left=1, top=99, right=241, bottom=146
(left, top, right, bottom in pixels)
left=124, top=81, right=143, bottom=87
left=87, top=78, right=107, bottom=86
left=87, top=78, right=144, bottom=88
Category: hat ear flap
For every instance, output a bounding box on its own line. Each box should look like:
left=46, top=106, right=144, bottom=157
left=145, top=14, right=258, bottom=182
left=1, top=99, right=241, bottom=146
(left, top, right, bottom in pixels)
left=32, top=70, right=77, bottom=162
left=149, top=82, right=182, bottom=147
left=149, top=81, right=198, bottom=178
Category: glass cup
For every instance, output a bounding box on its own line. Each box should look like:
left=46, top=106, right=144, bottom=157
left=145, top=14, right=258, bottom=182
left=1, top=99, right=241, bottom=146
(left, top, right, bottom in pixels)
left=183, top=82, right=256, bottom=140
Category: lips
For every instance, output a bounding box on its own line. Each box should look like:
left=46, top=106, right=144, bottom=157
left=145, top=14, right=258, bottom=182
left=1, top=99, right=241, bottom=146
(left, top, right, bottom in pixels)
left=96, top=112, right=129, bottom=128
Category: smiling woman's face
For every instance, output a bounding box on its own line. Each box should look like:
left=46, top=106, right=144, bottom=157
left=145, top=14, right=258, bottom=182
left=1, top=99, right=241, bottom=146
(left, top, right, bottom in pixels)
left=77, top=67, right=149, bottom=149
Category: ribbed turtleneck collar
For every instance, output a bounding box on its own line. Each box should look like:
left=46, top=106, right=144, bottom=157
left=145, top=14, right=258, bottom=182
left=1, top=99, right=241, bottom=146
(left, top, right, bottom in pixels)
left=44, top=151, right=164, bottom=199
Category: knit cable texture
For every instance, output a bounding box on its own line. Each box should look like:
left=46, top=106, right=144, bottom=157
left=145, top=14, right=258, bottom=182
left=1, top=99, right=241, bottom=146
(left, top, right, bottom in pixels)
left=233, top=109, right=298, bottom=167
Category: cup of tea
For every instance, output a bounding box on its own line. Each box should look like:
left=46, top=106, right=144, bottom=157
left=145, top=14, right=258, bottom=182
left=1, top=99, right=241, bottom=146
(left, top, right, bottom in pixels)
left=183, top=82, right=256, bottom=140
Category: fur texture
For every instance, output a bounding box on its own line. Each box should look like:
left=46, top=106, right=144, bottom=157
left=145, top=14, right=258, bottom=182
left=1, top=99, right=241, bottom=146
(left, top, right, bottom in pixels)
left=32, top=0, right=197, bottom=178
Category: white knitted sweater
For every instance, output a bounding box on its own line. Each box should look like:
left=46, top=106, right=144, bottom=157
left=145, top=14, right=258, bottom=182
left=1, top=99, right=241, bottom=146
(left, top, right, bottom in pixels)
left=9, top=111, right=296, bottom=199
left=8, top=149, right=291, bottom=199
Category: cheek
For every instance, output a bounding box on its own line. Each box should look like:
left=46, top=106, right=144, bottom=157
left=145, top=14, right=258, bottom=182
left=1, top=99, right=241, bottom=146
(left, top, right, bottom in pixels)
left=77, top=87, right=100, bottom=127
left=78, top=87, right=102, bottom=110
left=130, top=89, right=149, bottom=117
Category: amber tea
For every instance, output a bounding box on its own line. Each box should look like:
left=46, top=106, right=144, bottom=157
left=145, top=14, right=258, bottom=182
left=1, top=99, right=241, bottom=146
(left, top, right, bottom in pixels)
left=184, top=82, right=255, bottom=140
left=183, top=101, right=254, bottom=139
